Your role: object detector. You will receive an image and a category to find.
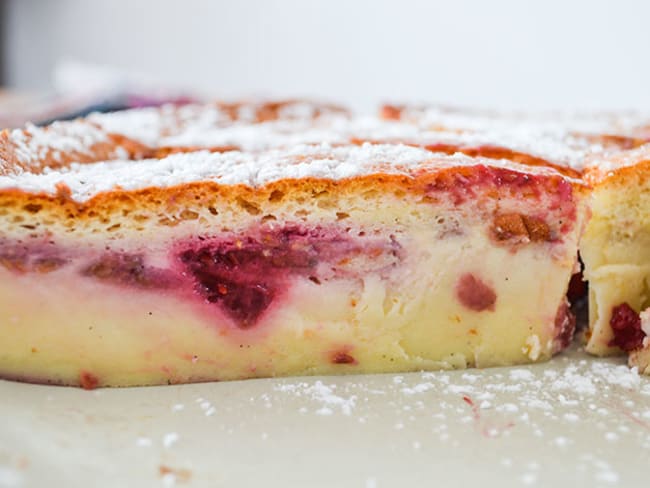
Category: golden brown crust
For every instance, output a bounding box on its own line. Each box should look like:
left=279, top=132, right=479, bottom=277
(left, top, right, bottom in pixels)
left=0, top=161, right=585, bottom=240
left=379, top=104, right=650, bottom=168
left=0, top=99, right=349, bottom=176
left=583, top=155, right=650, bottom=187
left=0, top=127, right=150, bottom=175
left=0, top=100, right=587, bottom=243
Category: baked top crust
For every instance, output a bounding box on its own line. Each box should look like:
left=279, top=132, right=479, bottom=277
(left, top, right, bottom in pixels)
left=0, top=99, right=349, bottom=176
left=381, top=103, right=650, bottom=140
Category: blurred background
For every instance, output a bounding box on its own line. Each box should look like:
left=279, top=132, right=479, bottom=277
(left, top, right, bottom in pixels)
left=1, top=0, right=650, bottom=123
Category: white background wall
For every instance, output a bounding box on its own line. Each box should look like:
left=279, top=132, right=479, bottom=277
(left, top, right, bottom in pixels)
left=4, top=0, right=650, bottom=112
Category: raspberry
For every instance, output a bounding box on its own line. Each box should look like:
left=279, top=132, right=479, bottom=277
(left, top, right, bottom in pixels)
left=609, top=303, right=646, bottom=352
left=455, top=273, right=497, bottom=312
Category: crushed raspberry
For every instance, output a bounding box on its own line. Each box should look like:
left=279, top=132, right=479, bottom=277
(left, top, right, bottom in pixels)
left=79, top=371, right=99, bottom=390
left=553, top=299, right=576, bottom=352
left=177, top=226, right=398, bottom=329
left=455, top=273, right=497, bottom=312
left=178, top=228, right=323, bottom=328
left=331, top=352, right=357, bottom=364
left=609, top=303, right=646, bottom=352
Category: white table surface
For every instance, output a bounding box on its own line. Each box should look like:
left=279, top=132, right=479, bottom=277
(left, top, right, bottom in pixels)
left=1, top=347, right=649, bottom=488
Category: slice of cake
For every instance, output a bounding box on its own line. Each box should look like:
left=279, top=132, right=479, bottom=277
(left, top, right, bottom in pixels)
left=580, top=145, right=650, bottom=369
left=380, top=103, right=650, bottom=372
left=0, top=138, right=587, bottom=387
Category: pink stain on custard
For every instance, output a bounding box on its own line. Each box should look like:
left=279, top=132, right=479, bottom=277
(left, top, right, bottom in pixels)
left=0, top=225, right=401, bottom=332
left=424, top=166, right=577, bottom=233
left=456, top=273, right=497, bottom=312
left=425, top=166, right=550, bottom=206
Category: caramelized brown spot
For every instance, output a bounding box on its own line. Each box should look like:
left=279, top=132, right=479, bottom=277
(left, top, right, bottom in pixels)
left=0, top=256, right=27, bottom=273
left=23, top=203, right=42, bottom=213
left=33, top=257, right=66, bottom=273
left=492, top=213, right=551, bottom=243
left=522, top=215, right=551, bottom=242
left=81, top=254, right=172, bottom=289
left=493, top=213, right=527, bottom=240
left=236, top=197, right=261, bottom=215
left=268, top=190, right=285, bottom=202
left=456, top=273, right=496, bottom=312
left=79, top=371, right=99, bottom=390
left=179, top=209, right=199, bottom=220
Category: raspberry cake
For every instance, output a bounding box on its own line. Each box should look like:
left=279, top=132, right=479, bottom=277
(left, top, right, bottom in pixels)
left=0, top=124, right=587, bottom=387
left=382, top=102, right=650, bottom=373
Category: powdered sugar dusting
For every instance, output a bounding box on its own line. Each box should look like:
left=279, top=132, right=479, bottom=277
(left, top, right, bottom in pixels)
left=89, top=104, right=230, bottom=146
left=241, top=350, right=646, bottom=485
left=273, top=380, right=357, bottom=416
left=87, top=101, right=348, bottom=147
left=116, top=347, right=648, bottom=487
left=396, top=104, right=650, bottom=140
left=8, top=121, right=109, bottom=166
left=0, top=142, right=576, bottom=201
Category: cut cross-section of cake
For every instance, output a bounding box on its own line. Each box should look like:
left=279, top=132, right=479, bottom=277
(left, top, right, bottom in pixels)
left=0, top=139, right=587, bottom=387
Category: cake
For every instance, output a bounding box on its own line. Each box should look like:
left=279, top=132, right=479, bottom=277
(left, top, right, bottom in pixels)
left=580, top=145, right=650, bottom=374
left=0, top=107, right=588, bottom=387
left=382, top=103, right=650, bottom=373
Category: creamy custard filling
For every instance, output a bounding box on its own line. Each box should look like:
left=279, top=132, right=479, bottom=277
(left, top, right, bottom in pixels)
left=0, top=205, right=582, bottom=387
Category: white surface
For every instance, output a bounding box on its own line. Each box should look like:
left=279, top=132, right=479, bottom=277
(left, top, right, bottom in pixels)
left=6, top=0, right=650, bottom=112
left=1, top=347, right=649, bottom=487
